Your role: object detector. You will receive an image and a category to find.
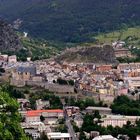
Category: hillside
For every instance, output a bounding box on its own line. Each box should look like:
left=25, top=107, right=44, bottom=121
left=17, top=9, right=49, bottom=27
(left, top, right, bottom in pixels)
left=15, top=33, right=61, bottom=61
left=0, top=20, right=22, bottom=52
left=56, top=45, right=118, bottom=64
left=0, top=0, right=139, bottom=43
left=95, top=26, right=140, bottom=48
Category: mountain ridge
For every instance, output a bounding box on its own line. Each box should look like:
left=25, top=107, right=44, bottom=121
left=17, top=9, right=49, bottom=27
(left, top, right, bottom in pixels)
left=0, top=0, right=140, bottom=42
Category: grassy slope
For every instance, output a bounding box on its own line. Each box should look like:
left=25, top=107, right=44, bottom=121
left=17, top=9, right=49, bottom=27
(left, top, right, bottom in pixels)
left=15, top=32, right=61, bottom=61
left=94, top=27, right=140, bottom=48
left=18, top=33, right=77, bottom=61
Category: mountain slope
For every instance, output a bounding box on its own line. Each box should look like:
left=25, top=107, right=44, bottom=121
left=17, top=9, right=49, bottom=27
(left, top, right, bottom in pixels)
left=0, top=20, right=22, bottom=52
left=0, top=0, right=140, bottom=42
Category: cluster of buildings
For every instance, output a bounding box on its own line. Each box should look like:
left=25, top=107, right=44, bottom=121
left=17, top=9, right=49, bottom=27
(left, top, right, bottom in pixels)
left=19, top=97, right=138, bottom=139
left=0, top=54, right=17, bottom=65
left=112, top=41, right=133, bottom=58
left=63, top=105, right=140, bottom=140
left=18, top=98, right=71, bottom=140
left=7, top=60, right=140, bottom=101
left=8, top=61, right=113, bottom=93
left=1, top=50, right=140, bottom=104
left=85, top=106, right=140, bottom=128
left=82, top=106, right=140, bottom=140
left=1, top=42, right=140, bottom=139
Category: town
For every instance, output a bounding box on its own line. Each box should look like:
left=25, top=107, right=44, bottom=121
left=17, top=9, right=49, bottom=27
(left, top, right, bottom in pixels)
left=0, top=42, right=140, bottom=140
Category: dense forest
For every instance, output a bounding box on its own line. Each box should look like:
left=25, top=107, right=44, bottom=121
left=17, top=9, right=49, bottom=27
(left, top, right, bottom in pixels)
left=0, top=0, right=140, bottom=43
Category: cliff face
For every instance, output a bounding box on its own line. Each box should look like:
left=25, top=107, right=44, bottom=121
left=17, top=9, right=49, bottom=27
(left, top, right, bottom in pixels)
left=0, top=20, right=22, bottom=52
left=56, top=45, right=118, bottom=64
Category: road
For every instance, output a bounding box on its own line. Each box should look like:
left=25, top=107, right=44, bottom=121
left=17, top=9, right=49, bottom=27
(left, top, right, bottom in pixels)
left=65, top=116, right=78, bottom=140
left=62, top=102, right=78, bottom=140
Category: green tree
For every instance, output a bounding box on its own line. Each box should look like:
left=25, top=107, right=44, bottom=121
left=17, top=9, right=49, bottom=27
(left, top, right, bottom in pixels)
left=0, top=87, right=29, bottom=140
left=38, top=132, right=49, bottom=140
left=79, top=131, right=87, bottom=140
left=40, top=115, right=45, bottom=122
left=111, top=95, right=140, bottom=116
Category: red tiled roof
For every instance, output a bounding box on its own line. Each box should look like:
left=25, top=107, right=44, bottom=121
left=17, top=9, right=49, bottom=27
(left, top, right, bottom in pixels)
left=26, top=109, right=63, bottom=117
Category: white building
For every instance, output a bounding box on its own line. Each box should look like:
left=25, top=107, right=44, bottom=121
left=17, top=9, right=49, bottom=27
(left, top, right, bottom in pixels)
left=23, top=32, right=28, bottom=38
left=21, top=122, right=46, bottom=132
left=0, top=54, right=8, bottom=62
left=93, top=135, right=118, bottom=140
left=36, top=99, right=50, bottom=110
left=101, top=115, right=140, bottom=128
left=137, top=135, right=140, bottom=140
left=8, top=55, right=17, bottom=63
left=86, top=106, right=112, bottom=115
left=24, top=128, right=40, bottom=140
left=74, top=116, right=83, bottom=128
left=25, top=109, right=64, bottom=123
left=27, top=57, right=31, bottom=61
left=46, top=73, right=58, bottom=83
left=124, top=77, right=140, bottom=89
left=47, top=132, right=71, bottom=140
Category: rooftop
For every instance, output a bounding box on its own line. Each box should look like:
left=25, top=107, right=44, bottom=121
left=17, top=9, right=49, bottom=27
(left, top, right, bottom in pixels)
left=17, top=66, right=36, bottom=75
left=102, top=115, right=140, bottom=120
left=93, top=135, right=118, bottom=140
left=47, top=133, right=71, bottom=138
left=27, top=109, right=63, bottom=117
left=86, top=106, right=111, bottom=111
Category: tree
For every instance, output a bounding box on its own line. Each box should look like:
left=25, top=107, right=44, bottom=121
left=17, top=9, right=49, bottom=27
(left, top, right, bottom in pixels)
left=57, top=78, right=68, bottom=85
left=79, top=131, right=87, bottom=140
left=56, top=124, right=67, bottom=133
left=93, top=110, right=101, bottom=119
left=38, top=132, right=49, bottom=140
left=68, top=80, right=75, bottom=86
left=0, top=86, right=29, bottom=140
left=40, top=115, right=45, bottom=122
left=0, top=67, right=5, bottom=73
left=111, top=95, right=140, bottom=116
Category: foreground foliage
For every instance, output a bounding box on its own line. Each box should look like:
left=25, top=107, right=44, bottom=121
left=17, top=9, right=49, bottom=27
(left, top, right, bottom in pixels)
left=0, top=87, right=29, bottom=140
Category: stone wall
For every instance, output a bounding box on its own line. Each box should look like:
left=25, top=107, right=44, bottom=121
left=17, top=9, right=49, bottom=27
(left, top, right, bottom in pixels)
left=26, top=81, right=74, bottom=93
left=10, top=79, right=25, bottom=87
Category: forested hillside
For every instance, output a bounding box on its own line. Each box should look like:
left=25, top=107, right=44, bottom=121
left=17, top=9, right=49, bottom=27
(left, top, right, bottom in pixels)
left=0, top=0, right=139, bottom=42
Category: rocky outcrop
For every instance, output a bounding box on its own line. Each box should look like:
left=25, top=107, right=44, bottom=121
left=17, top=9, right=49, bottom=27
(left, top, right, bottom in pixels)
left=56, top=45, right=118, bottom=64
left=0, top=20, right=22, bottom=52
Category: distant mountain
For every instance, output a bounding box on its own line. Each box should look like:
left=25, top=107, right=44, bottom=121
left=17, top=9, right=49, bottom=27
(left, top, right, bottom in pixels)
left=0, top=0, right=140, bottom=42
left=56, top=45, right=118, bottom=64
left=0, top=20, right=22, bottom=52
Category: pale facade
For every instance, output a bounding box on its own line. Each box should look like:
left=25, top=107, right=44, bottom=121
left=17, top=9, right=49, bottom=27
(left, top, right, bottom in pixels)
left=25, top=110, right=64, bottom=123
left=47, top=133, right=71, bottom=140
left=8, top=55, right=17, bottom=63
left=101, top=115, right=140, bottom=128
